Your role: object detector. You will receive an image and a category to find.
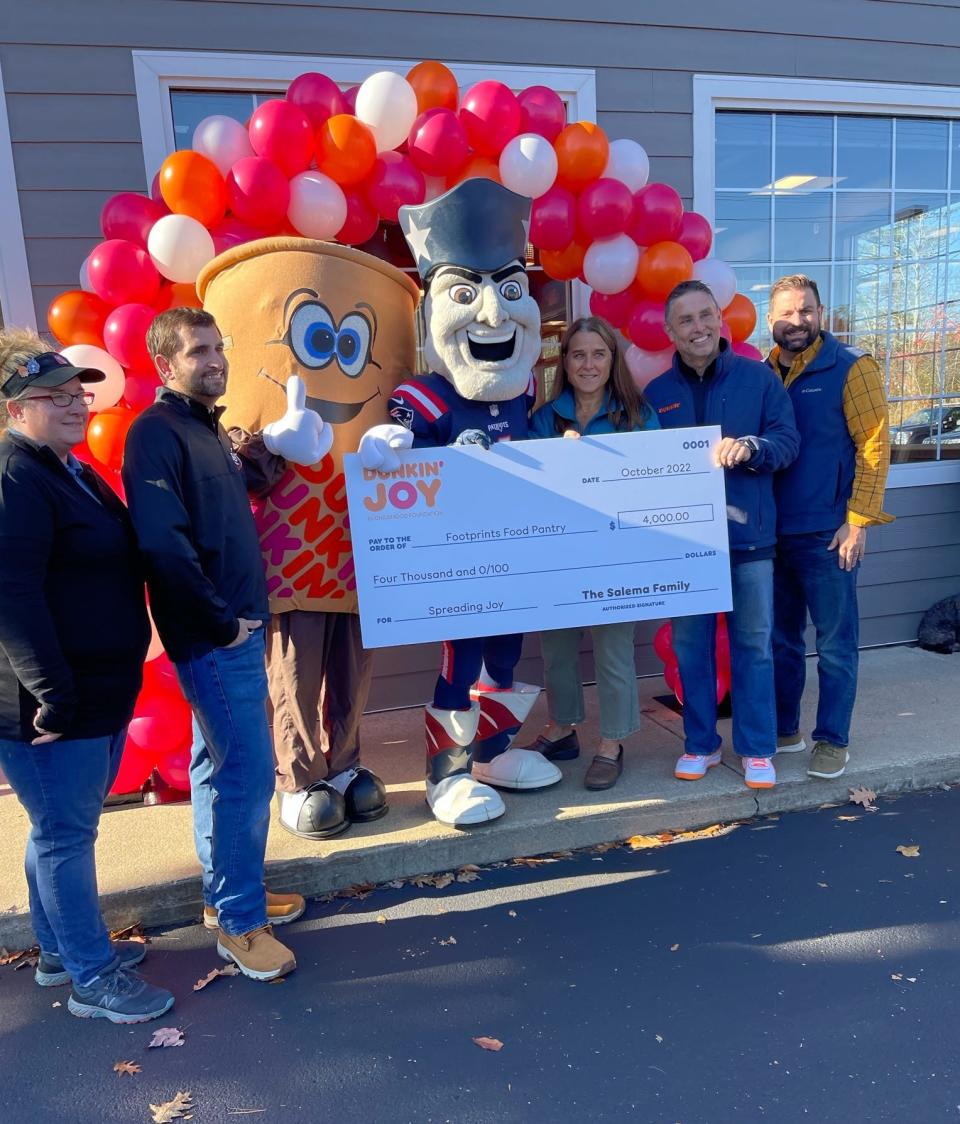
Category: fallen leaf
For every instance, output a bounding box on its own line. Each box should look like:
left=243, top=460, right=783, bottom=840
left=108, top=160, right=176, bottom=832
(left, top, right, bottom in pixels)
left=896, top=845, right=921, bottom=858
left=149, top=1090, right=193, bottom=1123
left=627, top=823, right=741, bottom=850
left=473, top=1036, right=504, bottom=1052
left=906, top=977, right=917, bottom=983
left=849, top=786, right=877, bottom=810
left=507, top=910, right=517, bottom=918
left=13, top=954, right=39, bottom=971
left=51, top=1001, right=61, bottom=1008
left=836, top=815, right=859, bottom=822
left=550, top=850, right=574, bottom=859
left=193, top=964, right=240, bottom=992
left=891, top=973, right=903, bottom=981
left=113, top=1060, right=141, bottom=1077
left=512, top=856, right=556, bottom=867
left=670, top=944, right=680, bottom=952
left=433, top=872, right=455, bottom=890
left=386, top=879, right=406, bottom=890
left=109, top=922, right=149, bottom=944
left=268, top=977, right=285, bottom=985
left=439, top=936, right=458, bottom=946
left=655, top=1034, right=664, bottom=1043
left=0, top=945, right=39, bottom=967
left=148, top=1027, right=185, bottom=1049
left=817, top=882, right=829, bottom=888
left=456, top=866, right=482, bottom=883
left=376, top=915, right=388, bottom=925
left=590, top=841, right=621, bottom=854
left=340, top=882, right=375, bottom=900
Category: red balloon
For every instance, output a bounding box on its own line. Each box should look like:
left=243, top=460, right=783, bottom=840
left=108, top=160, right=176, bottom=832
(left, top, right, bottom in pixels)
left=103, top=302, right=156, bottom=370
left=156, top=744, right=192, bottom=791
left=663, top=659, right=682, bottom=703
left=336, top=190, right=380, bottom=245
left=407, top=108, right=469, bottom=178
left=142, top=653, right=179, bottom=695
left=210, top=215, right=266, bottom=254
left=48, top=289, right=112, bottom=348
left=127, top=707, right=189, bottom=759
left=652, top=621, right=674, bottom=663
left=110, top=738, right=155, bottom=795
left=529, top=185, right=577, bottom=251
left=226, top=157, right=290, bottom=232
left=459, top=80, right=521, bottom=156
left=249, top=99, right=314, bottom=178
left=122, top=368, right=162, bottom=411
left=589, top=289, right=634, bottom=330
left=517, top=85, right=566, bottom=142
left=149, top=172, right=164, bottom=203
left=85, top=407, right=134, bottom=472
left=364, top=152, right=425, bottom=223
left=87, top=239, right=161, bottom=307
left=100, top=192, right=167, bottom=249
left=677, top=211, right=713, bottom=262
left=286, top=71, right=347, bottom=128
left=631, top=183, right=684, bottom=246
left=732, top=340, right=764, bottom=361
left=577, top=177, right=634, bottom=241
left=626, top=299, right=670, bottom=351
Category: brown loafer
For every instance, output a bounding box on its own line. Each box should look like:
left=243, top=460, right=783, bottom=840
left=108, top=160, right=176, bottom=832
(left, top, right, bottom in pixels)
left=584, top=745, right=623, bottom=790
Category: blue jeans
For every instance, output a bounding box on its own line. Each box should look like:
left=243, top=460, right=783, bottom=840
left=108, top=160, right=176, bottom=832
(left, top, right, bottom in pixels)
left=671, top=559, right=776, bottom=759
left=175, top=629, right=274, bottom=937
left=773, top=530, right=859, bottom=748
left=0, top=731, right=125, bottom=987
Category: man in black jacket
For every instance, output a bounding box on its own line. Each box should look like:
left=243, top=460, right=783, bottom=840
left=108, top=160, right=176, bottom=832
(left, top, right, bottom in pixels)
left=123, top=308, right=324, bottom=982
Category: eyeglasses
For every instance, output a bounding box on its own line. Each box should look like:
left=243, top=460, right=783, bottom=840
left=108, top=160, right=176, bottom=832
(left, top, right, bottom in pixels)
left=22, top=391, right=96, bottom=408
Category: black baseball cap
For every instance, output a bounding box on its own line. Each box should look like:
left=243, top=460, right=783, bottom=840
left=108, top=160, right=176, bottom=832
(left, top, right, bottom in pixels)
left=0, top=351, right=106, bottom=401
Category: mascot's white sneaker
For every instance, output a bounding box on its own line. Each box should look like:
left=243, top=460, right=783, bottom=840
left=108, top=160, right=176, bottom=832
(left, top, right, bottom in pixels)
left=472, top=747, right=562, bottom=791
left=425, top=774, right=505, bottom=826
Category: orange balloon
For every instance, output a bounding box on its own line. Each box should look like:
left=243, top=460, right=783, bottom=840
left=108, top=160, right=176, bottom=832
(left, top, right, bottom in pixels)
left=540, top=240, right=588, bottom=282
left=724, top=292, right=758, bottom=342
left=154, top=281, right=203, bottom=311
left=159, top=150, right=227, bottom=228
left=48, top=289, right=112, bottom=348
left=635, top=241, right=694, bottom=302
left=407, top=60, right=459, bottom=114
left=445, top=154, right=501, bottom=190
left=316, top=114, right=377, bottom=186
left=86, top=407, right=134, bottom=472
left=554, top=122, right=609, bottom=192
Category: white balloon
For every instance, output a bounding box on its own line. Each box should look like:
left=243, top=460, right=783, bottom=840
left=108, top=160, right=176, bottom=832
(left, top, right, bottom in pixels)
left=148, top=213, right=216, bottom=284
left=498, top=133, right=558, bottom=199
left=355, top=71, right=418, bottom=152
left=603, top=139, right=650, bottom=194
left=625, top=343, right=675, bottom=392
left=583, top=234, right=640, bottom=295
left=60, top=344, right=126, bottom=410
left=287, top=171, right=347, bottom=239
left=79, top=254, right=93, bottom=292
left=192, top=114, right=255, bottom=177
left=693, top=257, right=738, bottom=310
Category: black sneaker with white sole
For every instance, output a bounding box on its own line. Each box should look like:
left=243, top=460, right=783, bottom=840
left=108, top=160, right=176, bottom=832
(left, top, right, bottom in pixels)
left=36, top=940, right=147, bottom=987
left=68, top=967, right=174, bottom=1024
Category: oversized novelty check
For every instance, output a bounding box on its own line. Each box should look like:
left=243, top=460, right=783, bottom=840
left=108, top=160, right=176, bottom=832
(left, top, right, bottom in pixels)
left=344, top=427, right=732, bottom=648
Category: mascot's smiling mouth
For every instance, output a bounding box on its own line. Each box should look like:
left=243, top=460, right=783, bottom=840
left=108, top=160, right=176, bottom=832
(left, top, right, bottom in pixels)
left=305, top=388, right=381, bottom=424
left=467, top=329, right=516, bottom=362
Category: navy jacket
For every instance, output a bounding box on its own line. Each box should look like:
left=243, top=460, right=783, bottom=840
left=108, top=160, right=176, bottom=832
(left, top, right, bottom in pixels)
left=388, top=372, right=533, bottom=447
left=644, top=342, right=799, bottom=553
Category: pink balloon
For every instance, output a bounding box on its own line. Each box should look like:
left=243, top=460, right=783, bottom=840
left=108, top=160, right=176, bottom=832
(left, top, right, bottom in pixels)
left=459, top=81, right=521, bottom=156
left=720, top=321, right=733, bottom=343
left=103, top=302, right=156, bottom=370
left=100, top=193, right=167, bottom=249
left=364, top=152, right=425, bottom=223
left=625, top=343, right=675, bottom=392
left=122, top=368, right=162, bottom=411
left=343, top=85, right=360, bottom=114
left=589, top=288, right=634, bottom=330
left=517, top=85, right=566, bottom=143
left=337, top=190, right=380, bottom=245
left=733, top=340, right=764, bottom=361
left=226, top=157, right=290, bottom=232
left=249, top=99, right=314, bottom=177
left=631, top=183, right=683, bottom=246
left=677, top=211, right=713, bottom=262
left=529, top=185, right=576, bottom=251
left=88, top=239, right=161, bottom=307
left=407, top=108, right=469, bottom=178
left=286, top=71, right=347, bottom=128
left=577, top=177, right=634, bottom=241
left=150, top=172, right=163, bottom=202
left=210, top=215, right=267, bottom=254
left=626, top=299, right=670, bottom=352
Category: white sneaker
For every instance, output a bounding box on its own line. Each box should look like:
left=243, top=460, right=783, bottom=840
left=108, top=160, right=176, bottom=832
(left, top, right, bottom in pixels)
left=674, top=750, right=722, bottom=780
left=742, top=756, right=776, bottom=789
left=471, top=748, right=562, bottom=791
left=426, top=774, right=505, bottom=826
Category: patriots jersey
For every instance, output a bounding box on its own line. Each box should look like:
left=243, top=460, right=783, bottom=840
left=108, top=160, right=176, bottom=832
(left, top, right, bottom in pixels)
left=388, top=372, right=535, bottom=449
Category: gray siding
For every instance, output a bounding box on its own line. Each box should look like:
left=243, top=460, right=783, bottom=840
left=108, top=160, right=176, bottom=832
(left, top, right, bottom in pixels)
left=2, top=1, right=959, bottom=706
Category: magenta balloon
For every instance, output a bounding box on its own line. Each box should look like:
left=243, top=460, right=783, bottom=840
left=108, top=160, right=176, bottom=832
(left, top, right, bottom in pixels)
left=652, top=621, right=674, bottom=663
left=87, top=239, right=161, bottom=307
left=631, top=183, right=684, bottom=245
left=337, top=189, right=380, bottom=245
left=529, top=185, right=577, bottom=251
left=226, top=157, right=290, bottom=232
left=516, top=85, right=566, bottom=142
left=459, top=80, right=521, bottom=156
left=286, top=71, right=347, bottom=127
left=589, top=288, right=634, bottom=330
left=248, top=99, right=313, bottom=178
left=732, top=340, right=764, bottom=361
left=407, top=108, right=469, bottom=178
left=343, top=85, right=360, bottom=114
left=100, top=193, right=167, bottom=249
left=677, top=211, right=713, bottom=261
left=364, top=152, right=425, bottom=223
left=210, top=215, right=267, bottom=254
left=577, top=177, right=634, bottom=241
left=626, top=298, right=671, bottom=351
left=103, top=302, right=156, bottom=370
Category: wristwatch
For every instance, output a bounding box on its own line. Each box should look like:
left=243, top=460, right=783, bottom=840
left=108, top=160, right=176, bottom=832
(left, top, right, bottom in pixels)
left=736, top=436, right=761, bottom=454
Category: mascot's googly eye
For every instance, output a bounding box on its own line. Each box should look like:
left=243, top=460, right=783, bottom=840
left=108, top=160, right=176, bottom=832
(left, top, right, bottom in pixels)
left=335, top=312, right=372, bottom=379
left=288, top=301, right=337, bottom=369
left=449, top=284, right=477, bottom=306
left=499, top=280, right=523, bottom=302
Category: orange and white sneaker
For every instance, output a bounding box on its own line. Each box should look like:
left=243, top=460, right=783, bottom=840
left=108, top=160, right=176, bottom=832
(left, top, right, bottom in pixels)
left=742, top=757, right=776, bottom=789
left=203, top=890, right=305, bottom=931
left=674, top=749, right=722, bottom=780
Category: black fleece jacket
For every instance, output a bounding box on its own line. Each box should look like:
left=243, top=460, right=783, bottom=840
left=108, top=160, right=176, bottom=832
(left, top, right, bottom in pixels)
left=121, top=388, right=269, bottom=662
left=0, top=432, right=149, bottom=741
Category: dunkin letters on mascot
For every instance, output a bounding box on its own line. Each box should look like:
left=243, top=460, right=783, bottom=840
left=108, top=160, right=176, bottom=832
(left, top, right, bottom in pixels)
left=198, top=239, right=420, bottom=840
left=359, top=177, right=561, bottom=827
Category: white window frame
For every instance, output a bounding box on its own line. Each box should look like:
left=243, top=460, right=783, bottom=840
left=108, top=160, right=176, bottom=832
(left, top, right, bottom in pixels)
left=0, top=60, right=37, bottom=330
left=693, top=73, right=960, bottom=488
left=132, top=50, right=598, bottom=319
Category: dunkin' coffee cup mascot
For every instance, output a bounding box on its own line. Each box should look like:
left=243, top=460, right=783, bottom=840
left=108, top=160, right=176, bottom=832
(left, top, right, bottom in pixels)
left=198, top=239, right=420, bottom=840
left=359, top=179, right=562, bottom=826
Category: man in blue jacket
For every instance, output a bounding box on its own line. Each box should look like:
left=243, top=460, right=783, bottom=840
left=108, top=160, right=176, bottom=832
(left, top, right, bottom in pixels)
left=645, top=280, right=799, bottom=789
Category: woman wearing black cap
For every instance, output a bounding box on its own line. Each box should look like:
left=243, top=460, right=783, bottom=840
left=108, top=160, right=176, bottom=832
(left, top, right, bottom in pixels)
left=0, top=328, right=173, bottom=1024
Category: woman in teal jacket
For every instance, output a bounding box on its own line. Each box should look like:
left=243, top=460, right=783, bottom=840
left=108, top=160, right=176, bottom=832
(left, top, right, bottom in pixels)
left=525, top=316, right=659, bottom=790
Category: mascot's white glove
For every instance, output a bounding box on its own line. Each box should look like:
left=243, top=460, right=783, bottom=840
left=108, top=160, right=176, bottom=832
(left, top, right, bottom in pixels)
left=358, top=423, right=414, bottom=472
left=261, top=375, right=333, bottom=465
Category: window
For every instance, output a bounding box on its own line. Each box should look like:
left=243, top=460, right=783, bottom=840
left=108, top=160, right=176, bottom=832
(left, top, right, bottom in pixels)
left=0, top=60, right=35, bottom=330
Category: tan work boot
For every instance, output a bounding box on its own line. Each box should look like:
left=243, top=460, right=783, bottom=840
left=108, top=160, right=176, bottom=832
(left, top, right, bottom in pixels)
left=203, top=890, right=305, bottom=931
left=217, top=925, right=296, bottom=981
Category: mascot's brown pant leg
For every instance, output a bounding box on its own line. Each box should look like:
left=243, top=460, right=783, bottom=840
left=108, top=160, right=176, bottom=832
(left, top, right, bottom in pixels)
left=269, top=609, right=373, bottom=794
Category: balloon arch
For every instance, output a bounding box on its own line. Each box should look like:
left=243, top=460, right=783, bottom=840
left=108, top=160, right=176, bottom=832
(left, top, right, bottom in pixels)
left=48, top=61, right=744, bottom=792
